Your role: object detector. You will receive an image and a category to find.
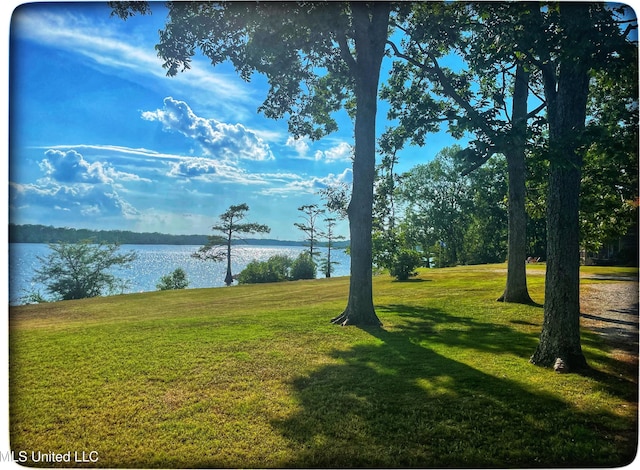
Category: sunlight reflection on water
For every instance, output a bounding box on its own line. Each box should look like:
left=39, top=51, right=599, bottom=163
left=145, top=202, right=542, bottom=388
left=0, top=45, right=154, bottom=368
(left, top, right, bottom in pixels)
left=9, top=243, right=350, bottom=305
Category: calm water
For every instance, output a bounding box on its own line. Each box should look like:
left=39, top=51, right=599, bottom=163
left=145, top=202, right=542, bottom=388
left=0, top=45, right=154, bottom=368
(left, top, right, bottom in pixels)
left=9, top=243, right=350, bottom=305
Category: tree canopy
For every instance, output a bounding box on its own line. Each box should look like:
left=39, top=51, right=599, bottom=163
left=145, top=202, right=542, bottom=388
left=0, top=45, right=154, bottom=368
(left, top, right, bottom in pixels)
left=111, top=2, right=638, bottom=367
left=30, top=241, right=137, bottom=301
left=112, top=1, right=393, bottom=326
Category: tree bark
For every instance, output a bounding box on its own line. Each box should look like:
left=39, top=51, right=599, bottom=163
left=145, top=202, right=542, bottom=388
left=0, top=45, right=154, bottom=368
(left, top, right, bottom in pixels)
left=326, top=242, right=332, bottom=278
left=498, top=63, right=533, bottom=304
left=530, top=3, right=590, bottom=369
left=331, top=3, right=390, bottom=327
left=224, top=229, right=233, bottom=286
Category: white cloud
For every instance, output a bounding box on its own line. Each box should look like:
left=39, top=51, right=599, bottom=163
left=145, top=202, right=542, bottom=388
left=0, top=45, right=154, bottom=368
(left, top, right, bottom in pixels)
left=39, top=144, right=268, bottom=186
left=9, top=147, right=147, bottom=220
left=43, top=144, right=179, bottom=160
left=11, top=5, right=257, bottom=118
left=285, top=136, right=311, bottom=158
left=39, top=149, right=150, bottom=184
left=165, top=157, right=269, bottom=186
left=40, top=149, right=111, bottom=184
left=259, top=168, right=352, bottom=196
left=166, top=158, right=219, bottom=179
left=9, top=181, right=139, bottom=219
left=143, top=97, right=274, bottom=162
left=314, top=142, right=353, bottom=163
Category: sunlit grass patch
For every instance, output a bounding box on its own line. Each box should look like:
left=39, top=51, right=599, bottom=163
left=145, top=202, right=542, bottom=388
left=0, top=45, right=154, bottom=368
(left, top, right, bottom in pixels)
left=9, top=264, right=638, bottom=467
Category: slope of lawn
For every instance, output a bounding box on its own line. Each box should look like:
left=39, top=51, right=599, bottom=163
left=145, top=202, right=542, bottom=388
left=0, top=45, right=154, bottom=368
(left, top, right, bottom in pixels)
left=9, top=264, right=638, bottom=468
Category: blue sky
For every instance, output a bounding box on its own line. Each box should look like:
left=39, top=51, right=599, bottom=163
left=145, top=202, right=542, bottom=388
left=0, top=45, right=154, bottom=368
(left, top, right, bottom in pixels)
left=7, top=2, right=461, bottom=240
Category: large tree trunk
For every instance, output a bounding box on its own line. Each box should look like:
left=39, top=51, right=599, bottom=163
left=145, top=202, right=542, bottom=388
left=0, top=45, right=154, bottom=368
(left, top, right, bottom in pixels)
left=531, top=159, right=586, bottom=369
left=331, top=3, right=390, bottom=327
left=530, top=3, right=590, bottom=369
left=498, top=63, right=533, bottom=304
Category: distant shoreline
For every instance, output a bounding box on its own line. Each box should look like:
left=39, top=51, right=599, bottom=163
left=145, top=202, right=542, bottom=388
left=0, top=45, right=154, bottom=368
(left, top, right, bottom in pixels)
left=9, top=224, right=349, bottom=248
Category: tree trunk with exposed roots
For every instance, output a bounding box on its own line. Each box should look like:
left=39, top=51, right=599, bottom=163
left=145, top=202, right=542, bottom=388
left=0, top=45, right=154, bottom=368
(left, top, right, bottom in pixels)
left=331, top=3, right=389, bottom=327
left=530, top=3, right=590, bottom=369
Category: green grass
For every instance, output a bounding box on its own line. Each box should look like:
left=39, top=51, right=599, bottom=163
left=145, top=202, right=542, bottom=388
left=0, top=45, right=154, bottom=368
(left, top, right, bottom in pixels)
left=9, top=264, right=638, bottom=468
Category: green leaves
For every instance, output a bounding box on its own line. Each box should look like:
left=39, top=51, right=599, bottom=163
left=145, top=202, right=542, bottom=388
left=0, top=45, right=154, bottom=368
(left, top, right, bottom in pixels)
left=388, top=248, right=423, bottom=281
left=215, top=203, right=271, bottom=237
left=32, top=240, right=137, bottom=301
left=157, top=268, right=190, bottom=291
left=396, top=146, right=508, bottom=267
left=192, top=203, right=270, bottom=267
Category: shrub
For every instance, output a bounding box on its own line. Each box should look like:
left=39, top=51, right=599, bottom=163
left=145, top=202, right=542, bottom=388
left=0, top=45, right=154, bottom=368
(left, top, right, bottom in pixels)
left=389, top=248, right=423, bottom=281
left=20, top=290, right=49, bottom=305
left=32, top=240, right=137, bottom=301
left=237, top=253, right=318, bottom=284
left=157, top=268, right=189, bottom=290
left=237, top=255, right=293, bottom=284
left=291, top=252, right=317, bottom=280
left=265, top=254, right=294, bottom=280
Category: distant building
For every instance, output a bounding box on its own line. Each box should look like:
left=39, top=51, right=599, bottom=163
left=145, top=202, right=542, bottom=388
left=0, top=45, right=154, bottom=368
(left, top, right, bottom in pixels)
left=582, top=222, right=639, bottom=267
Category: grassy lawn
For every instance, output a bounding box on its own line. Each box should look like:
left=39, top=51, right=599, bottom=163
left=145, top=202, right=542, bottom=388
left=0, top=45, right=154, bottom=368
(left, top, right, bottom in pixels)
left=9, top=264, right=638, bottom=468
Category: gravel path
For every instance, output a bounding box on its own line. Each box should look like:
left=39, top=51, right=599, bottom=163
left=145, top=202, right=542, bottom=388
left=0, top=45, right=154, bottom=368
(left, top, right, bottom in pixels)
left=580, top=279, right=639, bottom=365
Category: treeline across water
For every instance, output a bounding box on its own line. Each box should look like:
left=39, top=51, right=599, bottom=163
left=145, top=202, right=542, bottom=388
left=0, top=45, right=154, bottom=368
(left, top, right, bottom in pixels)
left=9, top=224, right=350, bottom=248
left=10, top=224, right=208, bottom=245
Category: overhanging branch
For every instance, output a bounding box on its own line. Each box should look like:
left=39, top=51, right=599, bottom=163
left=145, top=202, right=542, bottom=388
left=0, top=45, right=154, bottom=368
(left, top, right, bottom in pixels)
left=387, top=39, right=499, bottom=142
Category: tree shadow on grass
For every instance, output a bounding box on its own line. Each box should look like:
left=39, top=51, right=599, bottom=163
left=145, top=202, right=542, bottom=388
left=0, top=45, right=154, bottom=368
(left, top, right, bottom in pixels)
left=385, top=303, right=637, bottom=398
left=378, top=303, right=541, bottom=359
left=271, top=305, right=637, bottom=468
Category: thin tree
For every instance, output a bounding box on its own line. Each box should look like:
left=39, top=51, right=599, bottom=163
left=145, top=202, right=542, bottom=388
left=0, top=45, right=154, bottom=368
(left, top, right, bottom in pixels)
left=318, top=182, right=350, bottom=220
left=110, top=1, right=394, bottom=326
left=294, top=204, right=325, bottom=261
left=320, top=217, right=345, bottom=278
left=193, top=203, right=270, bottom=286
left=317, top=184, right=348, bottom=278
left=372, top=136, right=401, bottom=271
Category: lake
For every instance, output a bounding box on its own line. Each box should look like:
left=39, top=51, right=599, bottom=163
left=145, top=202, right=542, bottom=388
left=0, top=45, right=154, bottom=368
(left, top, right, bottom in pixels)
left=9, top=243, right=351, bottom=305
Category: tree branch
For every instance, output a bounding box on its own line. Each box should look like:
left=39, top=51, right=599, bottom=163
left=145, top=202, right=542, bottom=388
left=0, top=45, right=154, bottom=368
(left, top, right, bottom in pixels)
left=527, top=82, right=546, bottom=105
left=460, top=156, right=491, bottom=177
left=423, top=50, right=498, bottom=141
left=335, top=32, right=357, bottom=76
left=622, top=23, right=638, bottom=40
left=526, top=100, right=547, bottom=119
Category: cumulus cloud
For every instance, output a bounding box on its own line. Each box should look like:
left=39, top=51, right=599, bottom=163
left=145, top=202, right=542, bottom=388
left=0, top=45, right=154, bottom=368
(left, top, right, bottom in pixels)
left=314, top=142, right=353, bottom=163
left=259, top=168, right=352, bottom=196
left=165, top=157, right=268, bottom=185
left=285, top=136, right=311, bottom=158
left=167, top=158, right=219, bottom=179
left=10, top=148, right=145, bottom=220
left=40, top=149, right=112, bottom=184
left=142, top=97, right=274, bottom=162
left=78, top=187, right=139, bottom=218
left=40, top=149, right=149, bottom=184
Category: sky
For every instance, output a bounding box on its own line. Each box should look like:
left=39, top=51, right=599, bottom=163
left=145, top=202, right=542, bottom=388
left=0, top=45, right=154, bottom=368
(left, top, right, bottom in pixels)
left=6, top=2, right=463, bottom=240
